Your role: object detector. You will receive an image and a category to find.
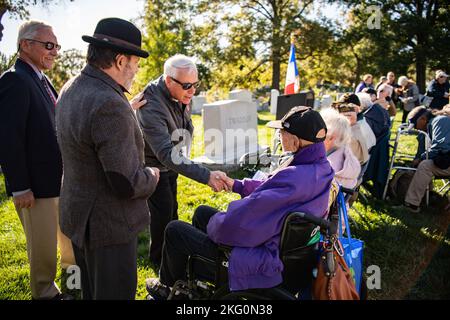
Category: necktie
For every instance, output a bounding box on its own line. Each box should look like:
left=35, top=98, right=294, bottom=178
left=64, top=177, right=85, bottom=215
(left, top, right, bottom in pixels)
left=41, top=77, right=57, bottom=107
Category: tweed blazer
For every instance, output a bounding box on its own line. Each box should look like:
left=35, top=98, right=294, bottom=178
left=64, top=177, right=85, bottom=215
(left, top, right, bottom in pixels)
left=56, top=64, right=157, bottom=249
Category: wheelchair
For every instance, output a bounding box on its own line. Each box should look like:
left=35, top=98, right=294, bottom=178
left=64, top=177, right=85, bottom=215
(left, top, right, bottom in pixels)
left=165, top=191, right=343, bottom=301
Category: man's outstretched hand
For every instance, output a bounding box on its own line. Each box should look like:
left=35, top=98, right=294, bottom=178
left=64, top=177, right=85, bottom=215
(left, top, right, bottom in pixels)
left=130, top=92, right=147, bottom=110
left=207, top=171, right=233, bottom=192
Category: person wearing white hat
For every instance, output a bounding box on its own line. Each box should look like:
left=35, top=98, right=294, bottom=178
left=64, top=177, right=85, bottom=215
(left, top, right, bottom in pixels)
left=426, top=70, right=449, bottom=110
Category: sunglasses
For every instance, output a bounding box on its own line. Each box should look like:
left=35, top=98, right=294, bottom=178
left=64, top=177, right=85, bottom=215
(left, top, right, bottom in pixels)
left=170, top=76, right=200, bottom=90
left=26, top=39, right=61, bottom=51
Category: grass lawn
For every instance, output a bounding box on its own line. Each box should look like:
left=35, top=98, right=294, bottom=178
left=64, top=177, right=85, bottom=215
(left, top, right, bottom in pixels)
left=0, top=110, right=449, bottom=300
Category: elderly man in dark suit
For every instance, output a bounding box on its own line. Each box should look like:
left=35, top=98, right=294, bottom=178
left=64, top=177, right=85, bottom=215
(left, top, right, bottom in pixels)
left=56, top=18, right=159, bottom=300
left=0, top=20, right=75, bottom=300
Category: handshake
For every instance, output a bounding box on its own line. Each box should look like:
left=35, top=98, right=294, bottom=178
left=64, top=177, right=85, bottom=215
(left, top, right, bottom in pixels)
left=207, top=171, right=234, bottom=192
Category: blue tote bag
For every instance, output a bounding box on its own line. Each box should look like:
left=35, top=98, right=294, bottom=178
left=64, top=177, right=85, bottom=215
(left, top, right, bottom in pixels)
left=337, top=190, right=364, bottom=294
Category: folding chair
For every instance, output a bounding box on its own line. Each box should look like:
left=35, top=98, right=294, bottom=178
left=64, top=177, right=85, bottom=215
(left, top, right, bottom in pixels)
left=382, top=124, right=433, bottom=205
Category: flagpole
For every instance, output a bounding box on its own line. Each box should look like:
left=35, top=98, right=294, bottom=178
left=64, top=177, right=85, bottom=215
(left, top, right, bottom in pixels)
left=285, top=32, right=300, bottom=95
left=291, top=33, right=300, bottom=93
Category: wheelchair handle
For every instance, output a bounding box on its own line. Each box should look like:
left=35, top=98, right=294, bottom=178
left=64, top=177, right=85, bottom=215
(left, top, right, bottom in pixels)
left=292, top=212, right=331, bottom=230
left=340, top=187, right=356, bottom=195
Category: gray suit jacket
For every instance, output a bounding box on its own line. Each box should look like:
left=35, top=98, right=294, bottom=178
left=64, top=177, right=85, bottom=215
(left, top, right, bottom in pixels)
left=137, top=76, right=210, bottom=184
left=56, top=64, right=157, bottom=249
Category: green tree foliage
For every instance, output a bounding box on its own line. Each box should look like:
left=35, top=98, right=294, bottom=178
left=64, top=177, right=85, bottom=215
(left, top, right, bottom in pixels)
left=135, top=0, right=339, bottom=94
left=135, top=0, right=448, bottom=95
left=336, top=0, right=450, bottom=92
left=134, top=0, right=191, bottom=91
left=46, top=48, right=84, bottom=91
left=0, top=51, right=15, bottom=73
left=194, top=0, right=329, bottom=91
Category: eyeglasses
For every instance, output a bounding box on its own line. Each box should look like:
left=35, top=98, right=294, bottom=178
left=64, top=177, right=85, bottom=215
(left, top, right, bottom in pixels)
left=170, top=76, right=200, bottom=90
left=26, top=39, right=61, bottom=51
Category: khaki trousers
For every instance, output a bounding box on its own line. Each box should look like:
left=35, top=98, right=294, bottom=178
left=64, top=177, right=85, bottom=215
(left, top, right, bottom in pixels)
left=16, top=197, right=75, bottom=299
left=405, top=160, right=450, bottom=206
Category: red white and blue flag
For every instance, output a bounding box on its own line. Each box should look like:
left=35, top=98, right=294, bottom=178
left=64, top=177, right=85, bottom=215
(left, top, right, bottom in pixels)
left=284, top=37, right=300, bottom=95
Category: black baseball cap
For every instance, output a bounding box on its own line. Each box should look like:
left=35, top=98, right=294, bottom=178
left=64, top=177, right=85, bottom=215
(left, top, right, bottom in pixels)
left=408, top=106, right=430, bottom=127
left=267, top=106, right=327, bottom=143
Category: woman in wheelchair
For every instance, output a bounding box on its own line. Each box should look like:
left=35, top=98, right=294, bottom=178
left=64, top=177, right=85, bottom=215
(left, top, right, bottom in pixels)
left=146, top=106, right=335, bottom=300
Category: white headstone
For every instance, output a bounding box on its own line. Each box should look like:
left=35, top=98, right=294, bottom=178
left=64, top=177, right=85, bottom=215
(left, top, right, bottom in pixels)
left=191, top=95, right=207, bottom=115
left=321, top=95, right=332, bottom=109
left=195, top=99, right=260, bottom=164
left=270, top=89, right=279, bottom=114
left=313, top=99, right=321, bottom=110
left=229, top=89, right=253, bottom=103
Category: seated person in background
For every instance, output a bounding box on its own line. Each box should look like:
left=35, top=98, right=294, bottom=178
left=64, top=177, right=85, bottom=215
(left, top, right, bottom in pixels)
left=403, top=106, right=450, bottom=213
left=355, top=74, right=374, bottom=93
left=356, top=92, right=391, bottom=142
left=320, top=108, right=361, bottom=189
left=426, top=70, right=449, bottom=111
left=145, top=107, right=334, bottom=299
left=332, top=102, right=372, bottom=165
left=375, top=76, right=388, bottom=91
left=376, top=83, right=397, bottom=117
left=334, top=93, right=376, bottom=157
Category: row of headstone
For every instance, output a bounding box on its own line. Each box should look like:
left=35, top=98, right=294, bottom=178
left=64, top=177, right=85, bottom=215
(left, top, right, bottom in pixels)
left=192, top=89, right=261, bottom=115
left=193, top=88, right=325, bottom=168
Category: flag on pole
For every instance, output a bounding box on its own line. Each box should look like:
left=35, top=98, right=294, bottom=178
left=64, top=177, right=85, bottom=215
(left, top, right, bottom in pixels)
left=284, top=35, right=300, bottom=95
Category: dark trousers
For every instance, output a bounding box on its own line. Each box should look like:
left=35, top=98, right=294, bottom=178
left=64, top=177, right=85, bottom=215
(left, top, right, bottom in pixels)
left=160, top=205, right=219, bottom=287
left=148, top=171, right=179, bottom=265
left=402, top=109, right=410, bottom=124
left=72, top=238, right=138, bottom=300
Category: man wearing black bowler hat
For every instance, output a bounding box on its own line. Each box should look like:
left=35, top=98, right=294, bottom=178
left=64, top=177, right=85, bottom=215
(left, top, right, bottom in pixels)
left=56, top=17, right=160, bottom=300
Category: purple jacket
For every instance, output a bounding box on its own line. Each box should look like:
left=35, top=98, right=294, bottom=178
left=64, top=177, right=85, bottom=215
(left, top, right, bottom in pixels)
left=207, top=143, right=334, bottom=291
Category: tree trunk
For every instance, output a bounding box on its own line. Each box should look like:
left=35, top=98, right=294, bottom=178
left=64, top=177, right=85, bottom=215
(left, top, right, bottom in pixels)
left=353, top=51, right=361, bottom=91
left=415, top=34, right=428, bottom=93
left=415, top=56, right=426, bottom=94
left=271, top=2, right=281, bottom=91
left=272, top=48, right=281, bottom=91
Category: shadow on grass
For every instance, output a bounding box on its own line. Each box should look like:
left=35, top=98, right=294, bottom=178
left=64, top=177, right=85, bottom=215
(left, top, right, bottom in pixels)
left=0, top=175, right=8, bottom=203
left=350, top=191, right=450, bottom=299
left=405, top=226, right=450, bottom=299
left=257, top=116, right=271, bottom=126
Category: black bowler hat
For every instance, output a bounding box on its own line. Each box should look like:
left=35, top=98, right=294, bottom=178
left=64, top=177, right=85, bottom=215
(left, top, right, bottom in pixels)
left=82, top=17, right=149, bottom=58
left=267, top=106, right=327, bottom=143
